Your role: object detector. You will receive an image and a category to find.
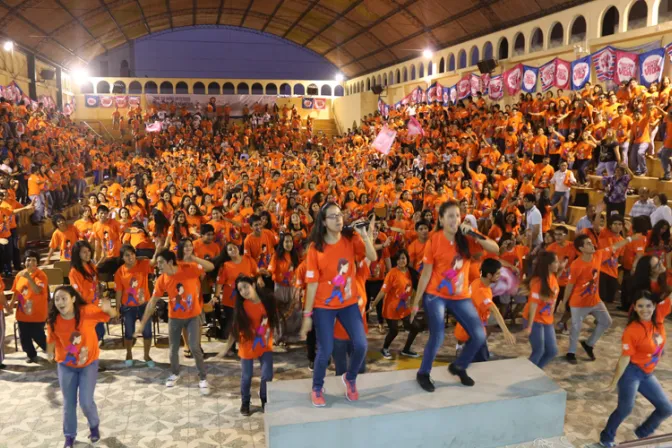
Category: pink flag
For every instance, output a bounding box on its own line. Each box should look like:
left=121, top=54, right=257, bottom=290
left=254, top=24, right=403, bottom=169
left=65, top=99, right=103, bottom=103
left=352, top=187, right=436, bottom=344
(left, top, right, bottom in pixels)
left=488, top=75, right=503, bottom=100
left=457, top=76, right=470, bottom=100
left=470, top=73, right=482, bottom=96
left=407, top=116, right=425, bottom=137
left=613, top=50, right=638, bottom=84
left=503, top=64, right=523, bottom=96
left=146, top=122, right=162, bottom=133
left=539, top=59, right=556, bottom=91
left=313, top=98, right=327, bottom=110
left=481, top=73, right=491, bottom=94
left=554, top=59, right=571, bottom=89
left=372, top=125, right=397, bottom=155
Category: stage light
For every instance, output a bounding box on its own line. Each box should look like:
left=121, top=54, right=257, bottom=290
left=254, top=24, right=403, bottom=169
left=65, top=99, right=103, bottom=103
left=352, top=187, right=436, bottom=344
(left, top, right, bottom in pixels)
left=335, top=73, right=344, bottom=82
left=72, top=68, right=90, bottom=85
left=3, top=41, right=13, bottom=52
left=423, top=49, right=433, bottom=59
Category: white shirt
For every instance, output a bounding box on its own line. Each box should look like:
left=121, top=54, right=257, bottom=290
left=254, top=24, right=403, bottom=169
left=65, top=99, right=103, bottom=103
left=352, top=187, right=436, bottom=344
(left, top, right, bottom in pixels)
left=550, top=170, right=574, bottom=193
left=526, top=205, right=543, bottom=246
left=0, top=163, right=12, bottom=175
left=651, top=205, right=672, bottom=227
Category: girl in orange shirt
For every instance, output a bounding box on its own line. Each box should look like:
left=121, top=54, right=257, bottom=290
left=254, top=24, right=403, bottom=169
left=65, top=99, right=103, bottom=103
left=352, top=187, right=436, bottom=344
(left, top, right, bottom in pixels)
left=269, top=234, right=302, bottom=343
left=69, top=241, right=104, bottom=343
left=46, top=286, right=117, bottom=448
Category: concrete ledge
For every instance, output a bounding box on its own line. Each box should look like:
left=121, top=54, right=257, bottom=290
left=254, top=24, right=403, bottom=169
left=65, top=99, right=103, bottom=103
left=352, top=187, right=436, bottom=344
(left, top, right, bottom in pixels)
left=265, top=358, right=567, bottom=448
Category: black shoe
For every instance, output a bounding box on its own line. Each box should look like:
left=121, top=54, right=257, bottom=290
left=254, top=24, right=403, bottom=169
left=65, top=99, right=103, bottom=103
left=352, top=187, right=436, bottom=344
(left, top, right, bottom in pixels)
left=416, top=373, right=435, bottom=392
left=26, top=356, right=38, bottom=364
left=581, top=341, right=596, bottom=361
left=240, top=402, right=251, bottom=416
left=98, top=365, right=107, bottom=373
left=566, top=353, right=577, bottom=365
left=448, top=363, right=475, bottom=387
left=261, top=399, right=267, bottom=413
left=0, top=363, right=6, bottom=369
left=308, top=361, right=314, bottom=372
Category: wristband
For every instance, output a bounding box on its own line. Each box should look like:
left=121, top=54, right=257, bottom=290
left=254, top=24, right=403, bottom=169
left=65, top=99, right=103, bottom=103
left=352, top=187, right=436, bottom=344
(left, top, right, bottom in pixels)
left=412, top=306, right=420, bottom=312
left=303, top=311, right=313, bottom=317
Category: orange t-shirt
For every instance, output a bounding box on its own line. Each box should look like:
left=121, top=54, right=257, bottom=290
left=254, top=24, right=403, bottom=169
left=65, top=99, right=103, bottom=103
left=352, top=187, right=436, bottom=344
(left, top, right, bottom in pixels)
left=380, top=267, right=413, bottom=320
left=11, top=270, right=49, bottom=322
left=622, top=320, right=666, bottom=374
left=568, top=249, right=612, bottom=308
left=523, top=275, right=559, bottom=325
left=69, top=264, right=99, bottom=304
left=305, top=234, right=366, bottom=309
left=547, top=242, right=578, bottom=286
left=27, top=174, right=45, bottom=196
left=193, top=240, right=221, bottom=260
left=92, top=219, right=122, bottom=257
left=268, top=252, right=295, bottom=287
left=407, top=238, right=428, bottom=272
left=49, top=226, right=81, bottom=261
left=423, top=231, right=483, bottom=300
left=454, top=278, right=492, bottom=342
left=334, top=259, right=370, bottom=340
left=238, top=300, right=274, bottom=360
left=114, top=259, right=152, bottom=307
left=598, top=229, right=623, bottom=279
left=243, top=229, right=277, bottom=269
left=216, top=256, right=259, bottom=308
left=153, top=262, right=204, bottom=319
left=47, top=305, right=111, bottom=368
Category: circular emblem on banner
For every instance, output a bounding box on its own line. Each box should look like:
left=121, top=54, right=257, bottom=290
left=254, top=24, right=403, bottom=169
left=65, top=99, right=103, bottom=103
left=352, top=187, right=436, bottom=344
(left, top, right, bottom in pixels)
left=100, top=96, right=114, bottom=107
left=556, top=64, right=569, bottom=84
left=617, top=58, right=637, bottom=82
left=87, top=97, right=98, bottom=106
left=523, top=70, right=537, bottom=90
left=642, top=54, right=663, bottom=84
left=572, top=62, right=590, bottom=87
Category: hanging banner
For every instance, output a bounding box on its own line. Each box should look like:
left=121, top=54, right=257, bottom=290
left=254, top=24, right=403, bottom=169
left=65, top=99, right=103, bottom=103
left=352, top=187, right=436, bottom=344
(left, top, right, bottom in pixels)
left=426, top=82, right=438, bottom=103
left=470, top=73, right=482, bottom=96
left=146, top=94, right=277, bottom=117
left=420, top=88, right=427, bottom=103
left=638, top=47, right=665, bottom=88
left=481, top=73, right=490, bottom=96
left=85, top=95, right=100, bottom=108
left=539, top=59, right=556, bottom=92
left=372, top=125, right=397, bottom=155
left=378, top=98, right=386, bottom=116
left=100, top=96, right=115, bottom=108
left=613, top=50, right=638, bottom=84
left=667, top=43, right=672, bottom=62
left=407, top=116, right=425, bottom=137
left=302, top=98, right=314, bottom=109
left=488, top=75, right=503, bottom=100
left=522, top=65, right=539, bottom=93
left=313, top=98, right=327, bottom=110
left=114, top=96, right=128, bottom=108
left=128, top=96, right=141, bottom=107
left=555, top=59, right=571, bottom=89
left=503, top=64, right=523, bottom=96
left=442, top=86, right=450, bottom=105
left=410, top=87, right=420, bottom=105
left=571, top=55, right=591, bottom=90
left=592, top=46, right=615, bottom=82
left=449, top=85, right=457, bottom=105
left=457, top=76, right=470, bottom=100
left=146, top=122, right=162, bottom=133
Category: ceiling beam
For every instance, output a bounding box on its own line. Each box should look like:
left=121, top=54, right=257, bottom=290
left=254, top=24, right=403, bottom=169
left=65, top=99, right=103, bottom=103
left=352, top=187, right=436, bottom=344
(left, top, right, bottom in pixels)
left=282, top=0, right=319, bottom=39
left=320, top=0, right=421, bottom=56
left=0, top=0, right=34, bottom=29
left=303, top=0, right=364, bottom=47
left=96, top=0, right=130, bottom=44
left=215, top=0, right=225, bottom=24
left=134, top=0, right=152, bottom=33
left=165, top=0, right=173, bottom=29
left=239, top=0, right=253, bottom=27
left=53, top=0, right=109, bottom=51
left=393, top=0, right=440, bottom=49
left=193, top=0, right=197, bottom=26
left=261, top=0, right=285, bottom=32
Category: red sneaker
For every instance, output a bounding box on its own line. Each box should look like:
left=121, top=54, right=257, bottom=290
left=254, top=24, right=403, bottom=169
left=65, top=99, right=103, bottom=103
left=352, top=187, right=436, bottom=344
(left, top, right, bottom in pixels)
left=341, top=373, right=359, bottom=401
left=311, top=388, right=326, bottom=407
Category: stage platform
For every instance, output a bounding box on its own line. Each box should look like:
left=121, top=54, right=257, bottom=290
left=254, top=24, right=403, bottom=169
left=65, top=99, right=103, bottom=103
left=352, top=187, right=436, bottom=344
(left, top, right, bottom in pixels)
left=265, top=358, right=567, bottom=448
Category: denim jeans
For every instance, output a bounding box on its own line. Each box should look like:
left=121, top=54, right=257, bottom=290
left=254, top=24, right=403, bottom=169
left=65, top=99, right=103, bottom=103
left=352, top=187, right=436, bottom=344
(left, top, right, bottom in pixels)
left=550, top=191, right=569, bottom=221
left=168, top=316, right=206, bottom=380
left=419, top=294, right=485, bottom=375
left=600, top=363, right=672, bottom=444
left=569, top=302, right=612, bottom=354
left=595, top=161, right=617, bottom=177
left=240, top=351, right=273, bottom=404
left=631, top=142, right=649, bottom=174
left=660, top=146, right=672, bottom=177
left=121, top=304, right=152, bottom=340
left=95, top=322, right=105, bottom=342
left=528, top=322, right=558, bottom=369
left=312, top=303, right=367, bottom=391
left=58, top=360, right=100, bottom=438
left=574, top=159, right=590, bottom=184
left=30, top=193, right=45, bottom=221
left=333, top=338, right=366, bottom=376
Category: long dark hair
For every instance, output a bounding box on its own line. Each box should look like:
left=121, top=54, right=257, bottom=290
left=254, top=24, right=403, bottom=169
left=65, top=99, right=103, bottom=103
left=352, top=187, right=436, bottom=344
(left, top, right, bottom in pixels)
left=392, top=249, right=420, bottom=290
left=275, top=233, right=299, bottom=269
left=631, top=255, right=668, bottom=296
left=435, top=201, right=470, bottom=258
left=151, top=208, right=170, bottom=236
left=71, top=240, right=95, bottom=282
left=527, top=251, right=557, bottom=299
left=231, top=275, right=279, bottom=342
left=648, top=220, right=670, bottom=249
left=48, top=286, right=87, bottom=333
left=308, top=202, right=355, bottom=252
left=627, top=290, right=661, bottom=333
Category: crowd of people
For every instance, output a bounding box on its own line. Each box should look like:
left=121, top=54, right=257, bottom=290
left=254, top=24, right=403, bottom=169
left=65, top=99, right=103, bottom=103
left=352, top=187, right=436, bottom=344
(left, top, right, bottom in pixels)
left=0, top=75, right=670, bottom=448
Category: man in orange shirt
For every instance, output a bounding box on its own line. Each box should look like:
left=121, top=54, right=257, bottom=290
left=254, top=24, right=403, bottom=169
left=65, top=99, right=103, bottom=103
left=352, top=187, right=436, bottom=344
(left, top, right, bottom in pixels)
left=92, top=205, right=122, bottom=262
left=27, top=165, right=46, bottom=222
left=656, top=106, right=672, bottom=180
left=243, top=215, right=278, bottom=270
left=630, top=109, right=656, bottom=176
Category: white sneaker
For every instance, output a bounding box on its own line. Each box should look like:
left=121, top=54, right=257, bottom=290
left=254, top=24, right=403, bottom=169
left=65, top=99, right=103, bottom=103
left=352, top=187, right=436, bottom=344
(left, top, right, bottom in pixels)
left=165, top=374, right=179, bottom=387
left=199, top=379, right=210, bottom=394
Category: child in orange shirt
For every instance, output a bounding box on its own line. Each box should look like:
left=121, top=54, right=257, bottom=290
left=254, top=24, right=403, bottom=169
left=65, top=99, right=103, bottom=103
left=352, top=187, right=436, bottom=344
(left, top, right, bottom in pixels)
left=46, top=286, right=117, bottom=448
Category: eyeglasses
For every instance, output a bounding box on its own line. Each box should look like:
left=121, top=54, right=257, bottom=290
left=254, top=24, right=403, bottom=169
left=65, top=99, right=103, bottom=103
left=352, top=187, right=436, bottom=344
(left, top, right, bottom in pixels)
left=326, top=213, right=343, bottom=220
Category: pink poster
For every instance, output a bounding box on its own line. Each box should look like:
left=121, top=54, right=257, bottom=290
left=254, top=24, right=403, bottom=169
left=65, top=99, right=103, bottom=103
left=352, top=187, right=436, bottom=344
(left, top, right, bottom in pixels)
left=539, top=59, right=556, bottom=91
left=613, top=50, right=638, bottom=84
left=481, top=73, right=491, bottom=94
left=554, top=59, right=571, bottom=89
left=503, top=64, right=523, bottom=96
left=372, top=125, right=397, bottom=155
left=470, top=73, right=482, bottom=96
left=313, top=98, right=327, bottom=109
left=457, top=76, right=470, bottom=100
left=489, top=75, right=503, bottom=100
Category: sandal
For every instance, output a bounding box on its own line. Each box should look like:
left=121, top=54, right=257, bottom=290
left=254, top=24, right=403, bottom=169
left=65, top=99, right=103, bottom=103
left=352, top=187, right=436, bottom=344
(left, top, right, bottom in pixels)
left=145, top=359, right=156, bottom=368
left=184, top=349, right=193, bottom=359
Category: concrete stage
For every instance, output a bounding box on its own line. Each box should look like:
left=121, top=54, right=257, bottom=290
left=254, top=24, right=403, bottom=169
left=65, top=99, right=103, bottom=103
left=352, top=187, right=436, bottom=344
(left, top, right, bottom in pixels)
left=265, top=358, right=568, bottom=448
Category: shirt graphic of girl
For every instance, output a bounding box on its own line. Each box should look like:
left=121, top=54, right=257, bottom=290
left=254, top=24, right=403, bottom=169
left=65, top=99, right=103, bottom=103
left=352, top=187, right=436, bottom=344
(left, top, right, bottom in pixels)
left=103, top=231, right=113, bottom=252
left=64, top=240, right=72, bottom=260
left=645, top=333, right=664, bottom=369
left=64, top=332, right=82, bottom=366
left=325, top=259, right=350, bottom=305
left=281, top=266, right=294, bottom=286
left=580, top=269, right=599, bottom=296
left=173, top=283, right=187, bottom=312
left=438, top=256, right=464, bottom=295
left=258, top=244, right=270, bottom=269
left=16, top=287, right=27, bottom=313
left=127, top=278, right=140, bottom=306
left=252, top=316, right=270, bottom=350
left=396, top=284, right=412, bottom=311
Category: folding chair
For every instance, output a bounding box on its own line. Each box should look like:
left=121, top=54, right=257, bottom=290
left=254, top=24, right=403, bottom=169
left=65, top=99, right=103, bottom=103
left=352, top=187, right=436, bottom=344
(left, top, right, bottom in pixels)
left=41, top=267, right=64, bottom=294
left=98, top=271, right=115, bottom=337
left=52, top=261, right=71, bottom=283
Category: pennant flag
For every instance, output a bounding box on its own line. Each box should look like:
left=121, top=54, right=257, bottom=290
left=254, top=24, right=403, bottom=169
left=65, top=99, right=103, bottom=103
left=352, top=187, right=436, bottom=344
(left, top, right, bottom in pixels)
left=449, top=85, right=457, bottom=105
left=442, top=86, right=450, bottom=105
left=503, top=64, right=523, bottom=96
left=420, top=88, right=427, bottom=103
left=521, top=65, right=539, bottom=93
left=4, top=81, right=23, bottom=103
left=378, top=98, right=386, bottom=116
left=571, top=55, right=591, bottom=90
left=129, top=96, right=141, bottom=107
left=146, top=122, right=162, bottom=133
left=435, top=81, right=443, bottom=100
left=372, top=125, right=397, bottom=155
left=488, top=75, right=503, bottom=100
left=554, top=59, right=571, bottom=89
left=457, top=76, right=470, bottom=100
left=410, top=87, right=420, bottom=104
left=85, top=95, right=100, bottom=108
left=639, top=47, right=665, bottom=88
left=539, top=59, right=556, bottom=91
left=667, top=43, right=672, bottom=62
left=470, top=73, right=482, bottom=97
left=481, top=73, right=491, bottom=95
left=313, top=98, right=327, bottom=110
left=407, top=116, right=425, bottom=137
left=302, top=97, right=314, bottom=109
left=592, top=46, right=615, bottom=82
left=100, top=96, right=114, bottom=108
left=427, top=82, right=438, bottom=103
left=613, top=50, right=638, bottom=84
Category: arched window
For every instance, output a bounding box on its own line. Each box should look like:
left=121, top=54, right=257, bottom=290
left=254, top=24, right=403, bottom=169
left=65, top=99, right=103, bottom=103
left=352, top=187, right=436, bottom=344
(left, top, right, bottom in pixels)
left=193, top=82, right=205, bottom=94
left=439, top=58, right=445, bottom=73
left=159, top=81, right=173, bottom=94
left=175, top=81, right=188, bottom=94
left=549, top=22, right=564, bottom=47
left=266, top=83, right=278, bottom=95
left=214, top=82, right=226, bottom=94
left=659, top=0, right=672, bottom=23
left=483, top=42, right=493, bottom=60
left=321, top=85, right=332, bottom=96
left=448, top=54, right=455, bottom=71
left=144, top=81, right=157, bottom=94
left=237, top=82, right=249, bottom=95
left=458, top=50, right=466, bottom=69
left=498, top=37, right=509, bottom=60
left=334, top=85, right=344, bottom=96
left=388, top=70, right=394, bottom=85
left=530, top=28, right=543, bottom=52
left=120, top=60, right=130, bottom=77
left=383, top=74, right=388, bottom=86
left=627, top=0, right=648, bottom=30
left=419, top=63, right=425, bottom=78
left=279, top=83, right=291, bottom=95
left=112, top=81, right=126, bottom=94
left=570, top=15, right=587, bottom=43
left=410, top=65, right=416, bottom=80
left=294, top=84, right=305, bottom=95
left=403, top=67, right=408, bottom=82
left=80, top=81, right=94, bottom=94
left=427, top=61, right=433, bottom=76
left=251, top=83, right=264, bottom=95
left=96, top=80, right=110, bottom=94
left=395, top=69, right=401, bottom=83
left=601, top=6, right=619, bottom=36
left=128, top=81, right=142, bottom=94
left=470, top=45, right=479, bottom=66
left=376, top=75, right=382, bottom=86
left=367, top=78, right=371, bottom=90
left=513, top=33, right=525, bottom=55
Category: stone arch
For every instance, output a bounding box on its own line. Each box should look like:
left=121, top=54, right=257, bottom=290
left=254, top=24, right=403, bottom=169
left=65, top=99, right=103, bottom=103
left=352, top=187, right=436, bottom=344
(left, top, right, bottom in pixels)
left=294, top=84, right=305, bottom=95
left=193, top=82, right=205, bottom=94
left=498, top=37, right=509, bottom=60
left=549, top=22, right=564, bottom=47
left=569, top=15, right=587, bottom=43
left=470, top=45, right=479, bottom=66
left=96, top=80, right=110, bottom=94
left=237, top=82, right=249, bottom=95
left=144, top=81, right=157, bottom=94
left=175, top=81, right=188, bottom=94
left=530, top=28, right=544, bottom=52
left=483, top=42, right=493, bottom=60
left=513, top=32, right=525, bottom=56
left=159, top=81, right=173, bottom=94
left=321, top=84, right=332, bottom=96
left=626, top=0, right=648, bottom=30
left=266, top=83, right=278, bottom=95
left=128, top=81, right=142, bottom=94
left=251, top=83, right=264, bottom=95
left=279, top=83, right=291, bottom=95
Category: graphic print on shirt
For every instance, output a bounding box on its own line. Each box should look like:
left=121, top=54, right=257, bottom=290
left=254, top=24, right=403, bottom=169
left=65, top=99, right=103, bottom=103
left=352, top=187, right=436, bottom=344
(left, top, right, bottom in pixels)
left=258, top=244, right=271, bottom=269
left=281, top=266, right=294, bottom=286
left=396, top=284, right=412, bottom=311
left=172, top=283, right=191, bottom=312
left=325, top=258, right=352, bottom=305
left=103, top=231, right=114, bottom=252
left=580, top=269, right=599, bottom=296
left=64, top=331, right=82, bottom=366
left=252, top=316, right=270, bottom=350
left=64, top=240, right=72, bottom=260
left=438, top=256, right=465, bottom=295
left=645, top=332, right=664, bottom=369
left=127, top=277, right=144, bottom=306
left=602, top=252, right=619, bottom=269
left=16, top=287, right=28, bottom=313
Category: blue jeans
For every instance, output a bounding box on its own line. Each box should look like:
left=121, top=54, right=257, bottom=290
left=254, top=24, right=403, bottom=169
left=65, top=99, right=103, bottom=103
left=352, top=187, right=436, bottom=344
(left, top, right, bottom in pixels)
left=58, top=360, right=100, bottom=438
left=241, top=351, right=273, bottom=404
left=30, top=193, right=45, bottom=221
left=595, top=161, right=617, bottom=177
left=550, top=191, right=569, bottom=221
left=312, top=303, right=367, bottom=391
left=528, top=322, right=558, bottom=369
left=95, top=322, right=105, bottom=341
left=121, top=304, right=152, bottom=340
left=631, top=142, right=649, bottom=174
left=333, top=338, right=366, bottom=376
left=660, top=146, right=672, bottom=177
left=600, top=363, right=672, bottom=444
left=419, top=294, right=486, bottom=375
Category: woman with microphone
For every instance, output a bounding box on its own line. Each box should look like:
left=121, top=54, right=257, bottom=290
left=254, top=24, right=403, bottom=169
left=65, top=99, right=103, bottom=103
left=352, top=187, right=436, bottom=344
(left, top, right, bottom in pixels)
left=410, top=200, right=500, bottom=392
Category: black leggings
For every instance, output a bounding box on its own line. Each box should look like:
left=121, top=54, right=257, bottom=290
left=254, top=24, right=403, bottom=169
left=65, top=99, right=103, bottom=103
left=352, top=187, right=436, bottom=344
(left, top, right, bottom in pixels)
left=383, top=316, right=422, bottom=351
left=365, top=280, right=384, bottom=325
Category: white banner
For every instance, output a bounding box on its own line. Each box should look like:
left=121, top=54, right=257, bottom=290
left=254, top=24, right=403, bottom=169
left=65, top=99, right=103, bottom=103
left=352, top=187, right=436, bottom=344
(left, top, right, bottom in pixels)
left=145, top=94, right=277, bottom=117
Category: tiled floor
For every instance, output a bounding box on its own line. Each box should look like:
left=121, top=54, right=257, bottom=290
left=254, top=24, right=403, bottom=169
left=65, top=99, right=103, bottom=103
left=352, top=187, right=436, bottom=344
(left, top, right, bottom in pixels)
left=0, top=305, right=671, bottom=448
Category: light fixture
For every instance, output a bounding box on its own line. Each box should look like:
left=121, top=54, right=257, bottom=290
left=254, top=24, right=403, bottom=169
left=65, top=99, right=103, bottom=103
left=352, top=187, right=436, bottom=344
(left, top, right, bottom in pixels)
left=423, top=49, right=433, bottom=59
left=3, top=41, right=13, bottom=52
left=72, top=68, right=90, bottom=85
left=335, top=73, right=344, bottom=82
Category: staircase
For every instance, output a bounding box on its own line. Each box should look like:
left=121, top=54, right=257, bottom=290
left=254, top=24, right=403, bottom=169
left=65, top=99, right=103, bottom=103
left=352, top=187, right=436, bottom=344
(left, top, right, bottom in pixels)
left=312, top=119, right=339, bottom=139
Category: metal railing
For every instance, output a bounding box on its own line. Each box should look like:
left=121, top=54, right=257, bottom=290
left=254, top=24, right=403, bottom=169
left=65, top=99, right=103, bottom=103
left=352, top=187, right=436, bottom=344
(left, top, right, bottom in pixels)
left=81, top=120, right=115, bottom=141
left=616, top=433, right=672, bottom=447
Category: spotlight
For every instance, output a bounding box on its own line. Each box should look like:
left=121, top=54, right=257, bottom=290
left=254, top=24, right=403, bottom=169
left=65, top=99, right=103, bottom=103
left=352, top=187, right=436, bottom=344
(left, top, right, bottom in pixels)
left=72, top=68, right=90, bottom=85
left=423, top=49, right=433, bottom=59
left=3, top=41, right=13, bottom=52
left=335, top=73, right=344, bottom=82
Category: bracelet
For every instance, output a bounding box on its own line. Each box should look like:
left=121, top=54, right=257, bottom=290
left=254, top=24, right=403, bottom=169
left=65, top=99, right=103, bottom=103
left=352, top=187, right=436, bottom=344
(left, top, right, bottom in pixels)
left=303, top=311, right=313, bottom=317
